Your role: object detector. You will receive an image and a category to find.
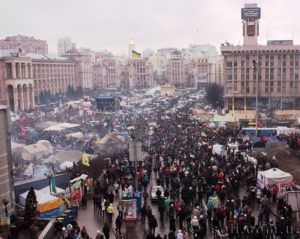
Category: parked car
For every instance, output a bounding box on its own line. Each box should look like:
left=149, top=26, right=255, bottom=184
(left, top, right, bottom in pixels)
left=150, top=186, right=164, bottom=202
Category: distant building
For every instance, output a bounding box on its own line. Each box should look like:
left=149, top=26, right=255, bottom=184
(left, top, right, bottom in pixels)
left=221, top=3, right=300, bottom=110
left=79, top=47, right=95, bottom=63
left=0, top=35, right=48, bottom=54
left=58, top=37, right=76, bottom=56
left=142, top=48, right=155, bottom=58
left=0, top=48, right=92, bottom=111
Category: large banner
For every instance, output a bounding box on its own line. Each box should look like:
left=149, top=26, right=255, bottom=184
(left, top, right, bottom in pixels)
left=197, top=73, right=208, bottom=83
left=122, top=199, right=137, bottom=222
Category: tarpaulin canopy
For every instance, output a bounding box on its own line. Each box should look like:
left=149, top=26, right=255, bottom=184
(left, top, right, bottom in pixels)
left=11, top=141, right=25, bottom=154
left=70, top=174, right=88, bottom=183
left=257, top=168, right=293, bottom=189
left=249, top=136, right=265, bottom=148
left=44, top=123, right=80, bottom=131
left=35, top=121, right=59, bottom=130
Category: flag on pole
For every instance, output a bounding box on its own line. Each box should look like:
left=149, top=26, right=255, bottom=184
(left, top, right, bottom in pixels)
left=73, top=180, right=81, bottom=189
left=50, top=169, right=57, bottom=194
left=82, top=153, right=90, bottom=166
left=132, top=50, right=142, bottom=59
left=261, top=150, right=267, bottom=156
left=190, top=152, right=195, bottom=158
left=201, top=131, right=207, bottom=137
left=272, top=155, right=279, bottom=161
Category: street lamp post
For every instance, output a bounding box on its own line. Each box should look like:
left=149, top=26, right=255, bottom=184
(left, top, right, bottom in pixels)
left=2, top=199, right=9, bottom=217
left=253, top=60, right=259, bottom=136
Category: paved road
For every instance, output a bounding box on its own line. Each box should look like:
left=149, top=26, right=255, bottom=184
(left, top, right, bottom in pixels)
left=53, top=169, right=276, bottom=239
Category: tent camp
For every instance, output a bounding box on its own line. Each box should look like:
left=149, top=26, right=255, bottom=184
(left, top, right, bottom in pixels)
left=20, top=143, right=50, bottom=161
left=35, top=121, right=59, bottom=130
left=212, top=144, right=227, bottom=158
left=39, top=186, right=66, bottom=196
left=66, top=132, right=84, bottom=139
left=249, top=136, right=265, bottom=148
left=19, top=189, right=65, bottom=218
left=43, top=123, right=80, bottom=131
left=257, top=168, right=293, bottom=190
left=11, top=141, right=25, bottom=154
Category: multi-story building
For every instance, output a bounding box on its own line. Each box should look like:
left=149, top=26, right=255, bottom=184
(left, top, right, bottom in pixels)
left=58, top=37, right=76, bottom=56
left=0, top=48, right=92, bottom=111
left=166, top=51, right=185, bottom=88
left=0, top=35, right=48, bottom=54
left=142, top=48, right=155, bottom=59
left=93, top=58, right=153, bottom=91
left=221, top=3, right=300, bottom=110
left=62, top=48, right=93, bottom=92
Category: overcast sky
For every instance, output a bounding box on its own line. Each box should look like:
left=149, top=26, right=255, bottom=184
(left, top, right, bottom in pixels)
left=1, top=0, right=299, bottom=55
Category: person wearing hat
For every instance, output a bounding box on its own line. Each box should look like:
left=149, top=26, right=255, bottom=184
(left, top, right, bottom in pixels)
left=191, top=216, right=200, bottom=234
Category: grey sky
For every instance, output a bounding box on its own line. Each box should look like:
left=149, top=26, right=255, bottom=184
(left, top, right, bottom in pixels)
left=1, top=0, right=299, bottom=55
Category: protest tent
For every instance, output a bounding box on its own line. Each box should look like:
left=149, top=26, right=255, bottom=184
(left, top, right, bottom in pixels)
left=11, top=141, right=25, bottom=154
left=35, top=121, right=59, bottom=130
left=60, top=161, right=74, bottom=170
left=249, top=136, right=265, bottom=148
left=257, top=168, right=293, bottom=190
left=20, top=143, right=50, bottom=161
left=39, top=186, right=66, bottom=196
left=19, top=189, right=65, bottom=218
left=66, top=132, right=84, bottom=139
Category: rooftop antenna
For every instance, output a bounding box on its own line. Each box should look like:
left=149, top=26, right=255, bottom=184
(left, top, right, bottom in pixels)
left=266, top=25, right=268, bottom=42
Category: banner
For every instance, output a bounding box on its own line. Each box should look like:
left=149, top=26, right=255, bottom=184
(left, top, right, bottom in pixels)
left=197, top=73, right=208, bottom=83
left=121, top=199, right=137, bottom=222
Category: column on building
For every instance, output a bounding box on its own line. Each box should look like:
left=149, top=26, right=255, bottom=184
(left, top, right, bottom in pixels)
left=13, top=88, right=18, bottom=112
left=30, top=85, right=35, bottom=108
left=18, top=63, right=22, bottom=78
left=25, top=63, right=29, bottom=78
left=23, top=86, right=28, bottom=109
left=6, top=89, right=9, bottom=106
left=12, top=63, right=16, bottom=79
left=19, top=86, right=24, bottom=111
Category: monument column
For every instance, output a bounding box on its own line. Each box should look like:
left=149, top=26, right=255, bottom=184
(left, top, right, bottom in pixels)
left=25, top=63, right=29, bottom=78
left=19, top=87, right=24, bottom=111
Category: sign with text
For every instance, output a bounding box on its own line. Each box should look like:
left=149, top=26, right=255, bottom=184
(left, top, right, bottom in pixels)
left=241, top=8, right=261, bottom=20
left=121, top=199, right=137, bottom=222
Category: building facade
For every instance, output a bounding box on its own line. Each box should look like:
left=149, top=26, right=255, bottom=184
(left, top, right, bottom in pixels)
left=221, top=3, right=300, bottom=110
left=58, top=37, right=76, bottom=56
left=0, top=35, right=48, bottom=54
left=0, top=106, right=14, bottom=217
left=0, top=49, right=92, bottom=111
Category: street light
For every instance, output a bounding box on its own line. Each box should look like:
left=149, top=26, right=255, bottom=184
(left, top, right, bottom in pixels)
left=253, top=60, right=259, bottom=136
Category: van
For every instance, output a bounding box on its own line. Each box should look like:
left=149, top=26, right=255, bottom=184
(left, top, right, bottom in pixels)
left=212, top=144, right=227, bottom=157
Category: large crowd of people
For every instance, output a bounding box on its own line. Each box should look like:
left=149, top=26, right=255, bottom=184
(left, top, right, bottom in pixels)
left=11, top=98, right=297, bottom=239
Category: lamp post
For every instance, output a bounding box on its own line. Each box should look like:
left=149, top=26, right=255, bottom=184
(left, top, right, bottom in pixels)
left=253, top=59, right=259, bottom=136
left=2, top=199, right=9, bottom=217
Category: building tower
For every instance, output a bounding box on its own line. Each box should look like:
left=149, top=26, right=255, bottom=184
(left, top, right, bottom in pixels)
left=128, top=37, right=135, bottom=59
left=242, top=3, right=261, bottom=46
left=0, top=106, right=13, bottom=216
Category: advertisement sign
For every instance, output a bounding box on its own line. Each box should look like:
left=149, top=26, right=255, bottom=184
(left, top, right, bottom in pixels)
left=121, top=199, right=137, bottom=222
left=241, top=8, right=261, bottom=20
left=197, top=73, right=208, bottom=83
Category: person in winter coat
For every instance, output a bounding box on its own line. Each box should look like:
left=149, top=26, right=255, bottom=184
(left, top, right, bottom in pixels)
left=176, top=230, right=183, bottom=239
left=170, top=215, right=176, bottom=232
left=191, top=216, right=200, bottom=233
left=102, top=223, right=110, bottom=239
left=193, top=206, right=200, bottom=220
left=141, top=204, right=147, bottom=223
left=256, top=189, right=262, bottom=206
left=106, top=203, right=114, bottom=223
left=115, top=215, right=122, bottom=235
left=164, top=197, right=170, bottom=213
left=149, top=215, right=158, bottom=235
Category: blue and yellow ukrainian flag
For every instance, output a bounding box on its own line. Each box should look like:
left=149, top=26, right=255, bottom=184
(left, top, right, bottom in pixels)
left=132, top=50, right=142, bottom=59
left=261, top=150, right=267, bottom=156
left=201, top=131, right=207, bottom=137
left=50, top=169, right=57, bottom=194
left=190, top=152, right=195, bottom=158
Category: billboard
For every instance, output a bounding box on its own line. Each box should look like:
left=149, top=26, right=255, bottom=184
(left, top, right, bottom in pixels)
left=241, top=8, right=261, bottom=19
left=197, top=73, right=208, bottom=83
left=121, top=199, right=137, bottom=222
